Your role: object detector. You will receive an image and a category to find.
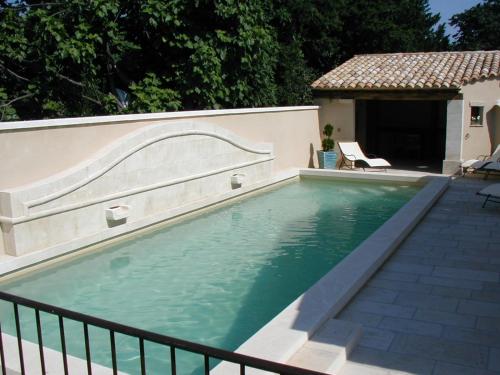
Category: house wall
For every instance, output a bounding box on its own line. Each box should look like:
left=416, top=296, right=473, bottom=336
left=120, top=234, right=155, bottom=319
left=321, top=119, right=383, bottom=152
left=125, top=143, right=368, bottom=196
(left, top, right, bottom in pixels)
left=314, top=97, right=355, bottom=153
left=0, top=107, right=321, bottom=189
left=460, top=78, right=500, bottom=161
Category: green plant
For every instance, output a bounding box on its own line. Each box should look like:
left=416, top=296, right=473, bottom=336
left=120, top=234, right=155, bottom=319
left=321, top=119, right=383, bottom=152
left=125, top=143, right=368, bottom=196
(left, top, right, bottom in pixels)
left=322, top=123, right=335, bottom=151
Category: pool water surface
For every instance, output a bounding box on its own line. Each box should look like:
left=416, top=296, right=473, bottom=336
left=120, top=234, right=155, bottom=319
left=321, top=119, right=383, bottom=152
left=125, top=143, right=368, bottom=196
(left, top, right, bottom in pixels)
left=0, top=178, right=419, bottom=373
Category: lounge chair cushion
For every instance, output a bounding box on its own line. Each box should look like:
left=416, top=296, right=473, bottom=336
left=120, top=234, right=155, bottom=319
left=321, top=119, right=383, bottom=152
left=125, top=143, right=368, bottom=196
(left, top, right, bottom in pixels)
left=477, top=183, right=500, bottom=207
left=478, top=183, right=500, bottom=198
left=363, top=158, right=392, bottom=168
left=484, top=162, right=500, bottom=171
left=338, top=142, right=391, bottom=168
left=462, top=159, right=490, bottom=169
left=462, top=145, right=500, bottom=170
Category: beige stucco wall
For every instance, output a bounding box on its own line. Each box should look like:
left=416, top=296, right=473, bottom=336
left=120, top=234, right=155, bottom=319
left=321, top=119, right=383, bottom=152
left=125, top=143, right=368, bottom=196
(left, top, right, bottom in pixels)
left=314, top=97, right=355, bottom=153
left=0, top=108, right=320, bottom=189
left=460, top=78, right=500, bottom=161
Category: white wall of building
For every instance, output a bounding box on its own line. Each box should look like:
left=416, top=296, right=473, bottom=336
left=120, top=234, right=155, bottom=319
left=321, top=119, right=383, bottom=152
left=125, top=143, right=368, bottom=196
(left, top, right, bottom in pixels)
left=460, top=78, right=500, bottom=161
left=315, top=97, right=355, bottom=154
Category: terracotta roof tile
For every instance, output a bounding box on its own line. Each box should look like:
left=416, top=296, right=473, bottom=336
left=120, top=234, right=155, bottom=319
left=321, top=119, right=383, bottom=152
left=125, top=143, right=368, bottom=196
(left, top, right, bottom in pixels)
left=312, top=50, right=500, bottom=90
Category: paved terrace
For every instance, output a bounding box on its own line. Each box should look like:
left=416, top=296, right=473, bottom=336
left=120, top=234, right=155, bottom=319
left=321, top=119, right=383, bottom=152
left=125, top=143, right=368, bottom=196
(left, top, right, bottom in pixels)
left=337, top=176, right=500, bottom=375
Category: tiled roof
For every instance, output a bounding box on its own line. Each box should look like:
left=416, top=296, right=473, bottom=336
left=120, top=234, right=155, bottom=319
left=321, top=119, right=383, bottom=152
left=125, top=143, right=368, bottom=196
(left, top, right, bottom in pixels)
left=312, top=50, right=500, bottom=90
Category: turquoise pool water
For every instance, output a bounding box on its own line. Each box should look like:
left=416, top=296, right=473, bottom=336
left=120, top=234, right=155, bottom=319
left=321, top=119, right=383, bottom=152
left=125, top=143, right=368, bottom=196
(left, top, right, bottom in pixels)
left=0, top=178, right=419, bottom=374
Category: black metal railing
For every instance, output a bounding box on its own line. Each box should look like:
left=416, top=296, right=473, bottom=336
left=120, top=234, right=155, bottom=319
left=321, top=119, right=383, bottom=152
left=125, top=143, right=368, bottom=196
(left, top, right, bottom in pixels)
left=0, top=291, right=327, bottom=375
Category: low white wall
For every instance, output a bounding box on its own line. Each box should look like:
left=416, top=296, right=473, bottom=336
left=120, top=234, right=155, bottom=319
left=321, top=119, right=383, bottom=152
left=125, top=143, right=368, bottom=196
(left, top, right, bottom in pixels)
left=0, top=106, right=320, bottom=190
left=0, top=121, right=275, bottom=257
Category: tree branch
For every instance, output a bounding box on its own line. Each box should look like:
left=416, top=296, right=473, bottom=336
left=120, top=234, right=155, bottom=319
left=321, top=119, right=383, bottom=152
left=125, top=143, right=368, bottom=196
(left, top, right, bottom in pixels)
left=82, top=95, right=102, bottom=106
left=56, top=73, right=84, bottom=87
left=55, top=73, right=102, bottom=106
left=0, top=61, right=30, bottom=82
left=0, top=93, right=34, bottom=108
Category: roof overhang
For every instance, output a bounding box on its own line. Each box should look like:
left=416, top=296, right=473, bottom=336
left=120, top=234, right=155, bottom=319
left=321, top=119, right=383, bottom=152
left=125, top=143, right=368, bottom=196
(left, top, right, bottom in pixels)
left=313, top=88, right=462, bottom=101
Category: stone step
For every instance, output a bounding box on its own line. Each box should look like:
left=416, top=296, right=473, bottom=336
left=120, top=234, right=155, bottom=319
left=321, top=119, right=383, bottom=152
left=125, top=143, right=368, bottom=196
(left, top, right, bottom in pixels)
left=287, top=319, right=363, bottom=374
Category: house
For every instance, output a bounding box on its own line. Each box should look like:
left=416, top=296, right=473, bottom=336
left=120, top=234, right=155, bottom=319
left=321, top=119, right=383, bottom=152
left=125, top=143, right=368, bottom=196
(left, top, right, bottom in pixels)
left=312, top=50, right=500, bottom=174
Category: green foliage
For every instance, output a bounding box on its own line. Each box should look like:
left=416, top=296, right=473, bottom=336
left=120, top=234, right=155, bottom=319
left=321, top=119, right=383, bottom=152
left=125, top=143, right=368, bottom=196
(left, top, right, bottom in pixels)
left=322, top=124, right=335, bottom=152
left=275, top=41, right=314, bottom=106
left=337, top=0, right=449, bottom=62
left=0, top=87, right=19, bottom=121
left=450, top=0, right=500, bottom=50
left=128, top=73, right=181, bottom=113
left=0, top=0, right=453, bottom=120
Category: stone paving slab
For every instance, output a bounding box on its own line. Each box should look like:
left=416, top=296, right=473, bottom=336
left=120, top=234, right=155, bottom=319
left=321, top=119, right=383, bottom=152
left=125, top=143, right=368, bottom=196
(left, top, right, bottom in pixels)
left=458, top=300, right=500, bottom=318
left=357, top=327, right=396, bottom=351
left=433, top=362, right=500, bottom=375
left=389, top=334, right=489, bottom=368
left=338, top=177, right=500, bottom=375
left=490, top=348, right=500, bottom=372
left=347, top=300, right=416, bottom=319
left=413, top=309, right=476, bottom=328
left=394, top=291, right=459, bottom=313
left=431, top=285, right=472, bottom=299
left=368, top=277, right=433, bottom=294
left=378, top=317, right=443, bottom=338
left=347, top=346, right=436, bottom=374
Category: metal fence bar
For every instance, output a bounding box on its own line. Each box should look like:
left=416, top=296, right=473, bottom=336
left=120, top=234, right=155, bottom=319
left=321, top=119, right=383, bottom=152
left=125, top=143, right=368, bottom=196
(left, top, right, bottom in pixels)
left=170, top=346, right=177, bottom=375
left=139, top=338, right=145, bottom=375
left=0, top=291, right=327, bottom=375
left=110, top=330, right=117, bottom=375
left=35, top=309, right=46, bottom=375
left=13, top=303, right=25, bottom=375
left=0, top=322, right=7, bottom=375
left=58, top=316, right=69, bottom=375
left=204, top=354, right=210, bottom=375
left=83, top=323, right=92, bottom=375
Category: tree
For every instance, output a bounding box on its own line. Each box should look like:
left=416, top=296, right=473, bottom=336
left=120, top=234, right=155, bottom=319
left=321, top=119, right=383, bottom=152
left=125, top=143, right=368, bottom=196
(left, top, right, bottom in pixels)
left=0, top=0, right=278, bottom=120
left=450, top=0, right=500, bottom=50
left=271, top=0, right=345, bottom=105
left=1, top=0, right=451, bottom=120
left=338, top=0, right=449, bottom=61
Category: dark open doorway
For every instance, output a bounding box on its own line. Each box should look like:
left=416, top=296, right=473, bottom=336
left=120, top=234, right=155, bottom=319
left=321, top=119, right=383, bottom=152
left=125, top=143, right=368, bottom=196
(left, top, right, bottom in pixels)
left=355, top=100, right=447, bottom=173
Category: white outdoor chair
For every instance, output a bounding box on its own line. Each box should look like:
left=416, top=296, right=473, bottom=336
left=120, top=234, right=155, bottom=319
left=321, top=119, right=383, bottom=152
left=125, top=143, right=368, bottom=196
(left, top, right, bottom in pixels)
left=477, top=182, right=500, bottom=207
left=338, top=142, right=391, bottom=171
left=462, top=145, right=500, bottom=175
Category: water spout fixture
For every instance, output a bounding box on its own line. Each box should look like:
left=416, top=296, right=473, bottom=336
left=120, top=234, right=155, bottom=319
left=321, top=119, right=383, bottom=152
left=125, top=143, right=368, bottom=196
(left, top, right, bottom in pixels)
left=231, top=173, right=246, bottom=187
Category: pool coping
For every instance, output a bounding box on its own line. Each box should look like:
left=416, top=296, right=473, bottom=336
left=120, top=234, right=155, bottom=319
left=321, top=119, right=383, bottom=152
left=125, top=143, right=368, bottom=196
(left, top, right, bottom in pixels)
left=213, top=169, right=450, bottom=374
left=1, top=332, right=127, bottom=375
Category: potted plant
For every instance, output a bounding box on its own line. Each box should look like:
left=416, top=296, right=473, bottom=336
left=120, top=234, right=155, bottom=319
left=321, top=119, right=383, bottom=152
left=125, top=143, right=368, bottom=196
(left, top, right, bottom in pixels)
left=317, top=123, right=337, bottom=169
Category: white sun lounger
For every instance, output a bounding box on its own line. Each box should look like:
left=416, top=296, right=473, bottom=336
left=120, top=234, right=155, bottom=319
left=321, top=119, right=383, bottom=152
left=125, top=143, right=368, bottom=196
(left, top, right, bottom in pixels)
left=477, top=183, right=500, bottom=207
left=462, top=145, right=500, bottom=174
left=338, top=142, right=391, bottom=171
left=483, top=162, right=500, bottom=179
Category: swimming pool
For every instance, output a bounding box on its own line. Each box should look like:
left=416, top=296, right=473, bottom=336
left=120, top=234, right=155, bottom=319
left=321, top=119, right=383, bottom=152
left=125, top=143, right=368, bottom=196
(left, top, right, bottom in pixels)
left=0, top=178, right=419, bottom=373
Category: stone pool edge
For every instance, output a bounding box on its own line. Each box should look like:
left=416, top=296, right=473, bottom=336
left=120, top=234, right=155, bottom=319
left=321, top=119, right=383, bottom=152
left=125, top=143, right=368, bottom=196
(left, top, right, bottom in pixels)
left=213, top=169, right=450, bottom=374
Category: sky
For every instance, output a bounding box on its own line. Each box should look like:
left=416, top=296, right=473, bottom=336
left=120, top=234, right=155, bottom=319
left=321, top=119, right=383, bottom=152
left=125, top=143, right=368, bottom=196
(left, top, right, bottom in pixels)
left=428, top=0, right=484, bottom=38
